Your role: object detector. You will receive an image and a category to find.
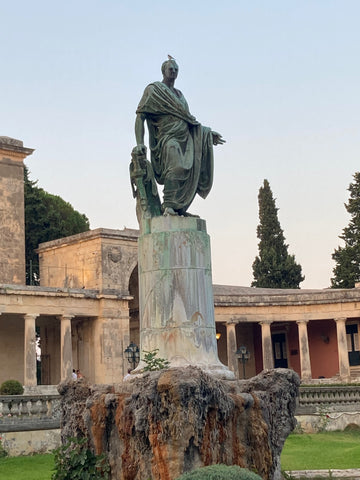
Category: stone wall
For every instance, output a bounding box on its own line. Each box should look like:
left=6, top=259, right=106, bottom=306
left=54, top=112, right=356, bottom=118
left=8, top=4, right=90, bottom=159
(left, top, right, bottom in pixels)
left=0, top=315, right=24, bottom=384
left=1, top=429, right=61, bottom=456
left=0, top=137, right=33, bottom=285
left=38, top=228, right=138, bottom=293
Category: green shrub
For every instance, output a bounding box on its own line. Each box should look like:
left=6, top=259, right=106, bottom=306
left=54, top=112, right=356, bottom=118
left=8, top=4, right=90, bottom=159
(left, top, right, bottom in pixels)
left=0, top=380, right=24, bottom=395
left=176, top=465, right=263, bottom=480
left=52, top=436, right=109, bottom=479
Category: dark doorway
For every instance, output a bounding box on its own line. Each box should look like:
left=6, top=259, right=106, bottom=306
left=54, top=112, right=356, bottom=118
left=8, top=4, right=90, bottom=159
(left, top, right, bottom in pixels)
left=346, top=324, right=360, bottom=366
left=272, top=333, right=288, bottom=368
left=40, top=354, right=51, bottom=385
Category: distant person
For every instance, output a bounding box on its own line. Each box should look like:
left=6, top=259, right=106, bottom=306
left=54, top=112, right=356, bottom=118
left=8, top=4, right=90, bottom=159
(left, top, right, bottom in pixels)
left=76, top=369, right=84, bottom=379
left=123, top=368, right=132, bottom=381
left=72, top=369, right=77, bottom=380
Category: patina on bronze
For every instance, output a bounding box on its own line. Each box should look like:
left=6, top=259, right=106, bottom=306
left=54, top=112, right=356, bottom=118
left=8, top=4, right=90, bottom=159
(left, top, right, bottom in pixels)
left=133, top=57, right=225, bottom=217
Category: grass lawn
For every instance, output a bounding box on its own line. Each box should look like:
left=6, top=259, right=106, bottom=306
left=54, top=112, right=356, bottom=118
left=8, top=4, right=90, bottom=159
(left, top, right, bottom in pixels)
left=281, top=430, right=360, bottom=471
left=1, top=431, right=359, bottom=478
left=0, top=453, right=54, bottom=480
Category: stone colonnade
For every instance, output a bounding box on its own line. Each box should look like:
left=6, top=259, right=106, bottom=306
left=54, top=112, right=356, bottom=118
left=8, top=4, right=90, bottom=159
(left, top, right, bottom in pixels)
left=225, top=317, right=351, bottom=381
left=23, top=314, right=77, bottom=387
left=0, top=288, right=132, bottom=388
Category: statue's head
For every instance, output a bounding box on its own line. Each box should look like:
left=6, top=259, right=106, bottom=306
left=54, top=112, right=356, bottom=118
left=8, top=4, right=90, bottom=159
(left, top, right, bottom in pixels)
left=161, top=59, right=179, bottom=79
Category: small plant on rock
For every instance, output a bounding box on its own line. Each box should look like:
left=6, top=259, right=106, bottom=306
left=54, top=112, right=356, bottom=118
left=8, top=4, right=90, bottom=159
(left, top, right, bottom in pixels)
left=143, top=349, right=170, bottom=371
left=52, top=436, right=109, bottom=480
left=176, top=464, right=263, bottom=480
left=0, top=380, right=24, bottom=395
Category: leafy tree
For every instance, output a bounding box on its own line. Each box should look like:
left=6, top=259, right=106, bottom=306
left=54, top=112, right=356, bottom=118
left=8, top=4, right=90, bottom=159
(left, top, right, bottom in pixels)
left=252, top=179, right=304, bottom=289
left=24, top=166, right=90, bottom=284
left=331, top=172, right=360, bottom=288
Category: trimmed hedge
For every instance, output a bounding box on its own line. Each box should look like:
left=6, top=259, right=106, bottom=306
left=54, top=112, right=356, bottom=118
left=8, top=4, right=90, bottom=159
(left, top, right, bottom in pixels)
left=176, top=465, right=263, bottom=480
left=0, top=380, right=24, bottom=395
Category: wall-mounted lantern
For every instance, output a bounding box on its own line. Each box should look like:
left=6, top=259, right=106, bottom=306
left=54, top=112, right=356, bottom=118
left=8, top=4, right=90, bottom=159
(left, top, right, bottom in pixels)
left=236, top=345, right=250, bottom=379
left=124, top=342, right=140, bottom=370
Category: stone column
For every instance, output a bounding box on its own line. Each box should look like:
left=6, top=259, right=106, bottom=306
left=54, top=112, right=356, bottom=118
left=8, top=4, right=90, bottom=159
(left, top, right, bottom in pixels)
left=296, top=320, right=312, bottom=380
left=59, top=315, right=74, bottom=381
left=226, top=322, right=239, bottom=378
left=24, top=314, right=38, bottom=386
left=335, top=317, right=350, bottom=380
left=260, top=321, right=274, bottom=370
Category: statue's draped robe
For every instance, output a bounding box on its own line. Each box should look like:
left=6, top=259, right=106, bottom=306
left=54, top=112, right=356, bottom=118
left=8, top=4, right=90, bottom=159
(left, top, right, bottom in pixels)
left=136, top=81, right=213, bottom=212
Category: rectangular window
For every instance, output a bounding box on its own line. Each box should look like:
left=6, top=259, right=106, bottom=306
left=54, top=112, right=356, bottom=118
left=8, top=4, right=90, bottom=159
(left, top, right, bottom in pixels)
left=347, top=333, right=352, bottom=352
left=354, top=333, right=360, bottom=351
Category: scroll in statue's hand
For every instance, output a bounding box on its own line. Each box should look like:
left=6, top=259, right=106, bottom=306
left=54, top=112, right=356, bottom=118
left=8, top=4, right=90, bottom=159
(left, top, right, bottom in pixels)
left=211, top=132, right=226, bottom=146
left=133, top=144, right=147, bottom=156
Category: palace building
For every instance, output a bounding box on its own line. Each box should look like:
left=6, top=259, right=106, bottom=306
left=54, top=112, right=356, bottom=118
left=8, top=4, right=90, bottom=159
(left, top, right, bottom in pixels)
left=1, top=135, right=360, bottom=390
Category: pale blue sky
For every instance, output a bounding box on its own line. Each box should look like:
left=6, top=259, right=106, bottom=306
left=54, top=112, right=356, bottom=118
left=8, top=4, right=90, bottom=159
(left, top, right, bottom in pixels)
left=2, top=1, right=360, bottom=288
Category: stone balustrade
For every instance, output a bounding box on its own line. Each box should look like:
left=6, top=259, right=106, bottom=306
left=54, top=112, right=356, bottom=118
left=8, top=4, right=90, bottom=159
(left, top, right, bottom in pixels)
left=297, top=385, right=360, bottom=414
left=0, top=394, right=61, bottom=432
left=1, top=385, right=359, bottom=434
left=296, top=385, right=360, bottom=432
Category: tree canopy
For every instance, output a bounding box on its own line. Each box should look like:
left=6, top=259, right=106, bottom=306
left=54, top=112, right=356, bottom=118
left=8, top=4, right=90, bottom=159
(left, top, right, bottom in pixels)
left=252, top=179, right=304, bottom=289
left=24, top=166, right=90, bottom=283
left=331, top=172, right=360, bottom=288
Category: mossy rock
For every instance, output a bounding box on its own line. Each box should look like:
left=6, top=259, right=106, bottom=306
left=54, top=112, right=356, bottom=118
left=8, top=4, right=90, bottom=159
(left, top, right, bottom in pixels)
left=176, top=465, right=262, bottom=480
left=0, top=380, right=24, bottom=395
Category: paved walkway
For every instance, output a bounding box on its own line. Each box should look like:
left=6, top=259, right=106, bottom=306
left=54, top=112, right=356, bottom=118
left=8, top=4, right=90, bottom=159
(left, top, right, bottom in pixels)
left=285, top=470, right=360, bottom=479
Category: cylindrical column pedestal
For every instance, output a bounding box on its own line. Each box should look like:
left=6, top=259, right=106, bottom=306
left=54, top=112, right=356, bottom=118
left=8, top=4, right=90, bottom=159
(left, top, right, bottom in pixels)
left=138, top=216, right=234, bottom=379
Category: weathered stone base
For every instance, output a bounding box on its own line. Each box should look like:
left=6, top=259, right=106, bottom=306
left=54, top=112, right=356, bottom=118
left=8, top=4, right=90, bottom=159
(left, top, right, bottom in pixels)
left=58, top=367, right=299, bottom=480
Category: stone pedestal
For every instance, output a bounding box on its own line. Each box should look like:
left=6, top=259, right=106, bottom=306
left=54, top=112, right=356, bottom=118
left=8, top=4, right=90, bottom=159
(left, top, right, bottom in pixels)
left=138, top=216, right=233, bottom=379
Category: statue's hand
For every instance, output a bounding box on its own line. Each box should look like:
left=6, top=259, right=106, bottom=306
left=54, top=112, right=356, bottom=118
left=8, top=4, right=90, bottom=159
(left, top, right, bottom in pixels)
left=133, top=144, right=147, bottom=156
left=211, top=131, right=226, bottom=146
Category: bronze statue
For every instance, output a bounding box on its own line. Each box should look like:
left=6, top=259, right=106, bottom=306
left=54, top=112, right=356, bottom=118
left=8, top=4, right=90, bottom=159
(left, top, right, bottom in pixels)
left=133, top=57, right=225, bottom=217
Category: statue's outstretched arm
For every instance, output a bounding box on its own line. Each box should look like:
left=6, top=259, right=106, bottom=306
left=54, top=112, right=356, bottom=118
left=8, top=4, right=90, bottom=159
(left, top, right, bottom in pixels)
left=211, top=131, right=226, bottom=146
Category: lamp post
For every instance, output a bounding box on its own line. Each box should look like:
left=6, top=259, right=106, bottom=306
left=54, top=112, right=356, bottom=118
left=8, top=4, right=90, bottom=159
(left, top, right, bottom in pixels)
left=236, top=345, right=250, bottom=379
left=124, top=342, right=140, bottom=370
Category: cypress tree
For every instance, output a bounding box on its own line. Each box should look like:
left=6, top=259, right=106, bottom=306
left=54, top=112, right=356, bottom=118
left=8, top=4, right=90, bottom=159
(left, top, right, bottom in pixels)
left=252, top=179, right=304, bottom=289
left=331, top=172, right=360, bottom=288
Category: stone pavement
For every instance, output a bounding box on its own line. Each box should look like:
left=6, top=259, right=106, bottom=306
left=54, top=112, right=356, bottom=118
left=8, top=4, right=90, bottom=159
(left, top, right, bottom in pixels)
left=285, top=470, right=360, bottom=479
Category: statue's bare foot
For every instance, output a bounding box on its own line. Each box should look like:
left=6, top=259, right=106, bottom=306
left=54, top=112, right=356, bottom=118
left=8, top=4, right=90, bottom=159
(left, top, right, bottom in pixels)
left=182, top=211, right=200, bottom=218
left=163, top=207, right=178, bottom=216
